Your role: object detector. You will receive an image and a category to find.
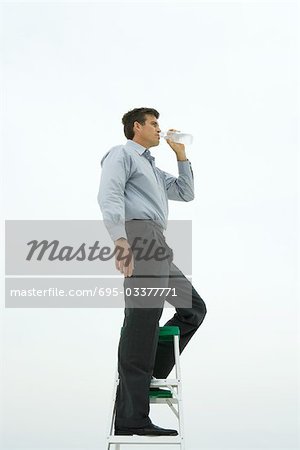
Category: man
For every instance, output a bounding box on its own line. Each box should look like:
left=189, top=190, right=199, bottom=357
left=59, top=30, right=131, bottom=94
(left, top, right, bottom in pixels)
left=98, top=107, right=207, bottom=436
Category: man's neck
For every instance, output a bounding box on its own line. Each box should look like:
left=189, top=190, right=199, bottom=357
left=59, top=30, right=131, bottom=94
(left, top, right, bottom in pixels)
left=132, top=137, right=149, bottom=149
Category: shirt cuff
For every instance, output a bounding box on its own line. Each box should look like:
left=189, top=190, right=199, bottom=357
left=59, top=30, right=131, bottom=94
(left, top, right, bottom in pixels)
left=177, top=160, right=193, bottom=175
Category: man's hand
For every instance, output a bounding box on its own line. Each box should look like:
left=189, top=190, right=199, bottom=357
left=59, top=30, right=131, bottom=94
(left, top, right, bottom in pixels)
left=114, top=238, right=134, bottom=277
left=166, top=128, right=187, bottom=161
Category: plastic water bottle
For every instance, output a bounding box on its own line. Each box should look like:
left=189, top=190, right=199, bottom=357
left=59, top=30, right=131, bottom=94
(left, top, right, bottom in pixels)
left=160, top=131, right=193, bottom=145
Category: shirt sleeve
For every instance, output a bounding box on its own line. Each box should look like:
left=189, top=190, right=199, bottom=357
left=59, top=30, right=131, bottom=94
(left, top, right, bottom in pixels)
left=161, top=160, right=194, bottom=201
left=97, top=149, right=130, bottom=241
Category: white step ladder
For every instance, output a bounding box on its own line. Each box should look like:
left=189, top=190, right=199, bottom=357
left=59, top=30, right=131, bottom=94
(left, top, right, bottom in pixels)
left=106, top=326, right=185, bottom=449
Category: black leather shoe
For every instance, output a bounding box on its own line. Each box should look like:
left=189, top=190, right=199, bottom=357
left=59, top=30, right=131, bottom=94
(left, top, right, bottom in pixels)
left=115, top=423, right=178, bottom=436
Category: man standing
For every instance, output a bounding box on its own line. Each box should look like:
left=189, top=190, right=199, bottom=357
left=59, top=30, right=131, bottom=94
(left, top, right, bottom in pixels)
left=98, top=107, right=207, bottom=436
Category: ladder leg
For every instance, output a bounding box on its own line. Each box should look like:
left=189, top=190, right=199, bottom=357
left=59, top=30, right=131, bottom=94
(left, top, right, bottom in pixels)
left=174, top=334, right=185, bottom=450
left=177, top=381, right=185, bottom=449
left=106, top=366, right=119, bottom=450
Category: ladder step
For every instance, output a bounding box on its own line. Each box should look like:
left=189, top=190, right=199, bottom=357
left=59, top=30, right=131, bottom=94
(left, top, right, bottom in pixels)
left=108, top=435, right=182, bottom=444
left=149, top=388, right=173, bottom=398
left=159, top=326, right=180, bottom=336
left=158, top=326, right=180, bottom=341
left=150, top=378, right=180, bottom=387
left=150, top=397, right=178, bottom=404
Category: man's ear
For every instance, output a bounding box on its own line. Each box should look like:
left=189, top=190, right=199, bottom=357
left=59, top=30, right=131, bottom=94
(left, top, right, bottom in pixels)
left=133, top=120, right=141, bottom=134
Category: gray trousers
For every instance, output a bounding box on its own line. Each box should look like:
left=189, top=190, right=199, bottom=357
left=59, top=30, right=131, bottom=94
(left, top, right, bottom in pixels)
left=115, top=220, right=207, bottom=428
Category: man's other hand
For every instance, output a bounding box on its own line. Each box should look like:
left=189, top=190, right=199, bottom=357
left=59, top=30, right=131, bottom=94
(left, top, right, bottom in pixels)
left=114, top=238, right=134, bottom=277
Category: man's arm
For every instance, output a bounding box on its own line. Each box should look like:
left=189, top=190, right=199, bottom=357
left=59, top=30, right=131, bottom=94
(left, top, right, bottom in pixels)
left=162, top=161, right=194, bottom=201
left=161, top=130, right=194, bottom=201
left=97, top=149, right=134, bottom=277
left=98, top=149, right=128, bottom=241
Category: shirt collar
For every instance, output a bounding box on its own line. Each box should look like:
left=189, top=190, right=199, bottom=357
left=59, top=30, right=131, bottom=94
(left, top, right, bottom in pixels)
left=125, top=139, right=148, bottom=156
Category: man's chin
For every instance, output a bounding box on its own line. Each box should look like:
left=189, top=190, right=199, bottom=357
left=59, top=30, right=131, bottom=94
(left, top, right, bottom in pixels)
left=147, top=138, right=160, bottom=148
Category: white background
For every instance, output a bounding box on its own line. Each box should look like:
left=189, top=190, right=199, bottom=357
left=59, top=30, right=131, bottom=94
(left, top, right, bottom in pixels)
left=0, top=1, right=298, bottom=449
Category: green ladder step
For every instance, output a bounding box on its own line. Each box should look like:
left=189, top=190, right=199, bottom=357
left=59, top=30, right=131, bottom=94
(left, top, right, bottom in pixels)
left=149, top=388, right=173, bottom=398
left=158, top=326, right=180, bottom=341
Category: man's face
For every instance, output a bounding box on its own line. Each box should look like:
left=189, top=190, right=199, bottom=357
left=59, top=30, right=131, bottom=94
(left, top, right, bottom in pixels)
left=133, top=114, right=161, bottom=148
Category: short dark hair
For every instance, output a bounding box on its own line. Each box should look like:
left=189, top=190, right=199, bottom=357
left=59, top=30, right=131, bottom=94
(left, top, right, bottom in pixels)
left=122, top=107, right=160, bottom=139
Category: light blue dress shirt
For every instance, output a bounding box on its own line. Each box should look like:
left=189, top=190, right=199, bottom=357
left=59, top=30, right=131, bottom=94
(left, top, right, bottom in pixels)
left=98, top=139, right=194, bottom=241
